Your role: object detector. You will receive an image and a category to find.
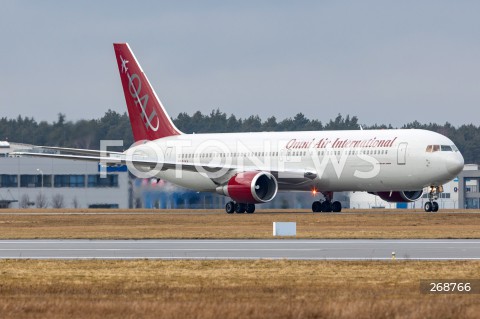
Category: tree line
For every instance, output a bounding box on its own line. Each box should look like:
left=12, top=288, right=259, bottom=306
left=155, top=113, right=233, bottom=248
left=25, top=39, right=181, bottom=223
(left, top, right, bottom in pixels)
left=1, top=109, right=479, bottom=163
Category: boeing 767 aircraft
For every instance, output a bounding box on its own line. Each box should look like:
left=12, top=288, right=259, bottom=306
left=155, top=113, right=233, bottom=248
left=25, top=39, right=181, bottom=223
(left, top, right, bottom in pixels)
left=15, top=43, right=465, bottom=213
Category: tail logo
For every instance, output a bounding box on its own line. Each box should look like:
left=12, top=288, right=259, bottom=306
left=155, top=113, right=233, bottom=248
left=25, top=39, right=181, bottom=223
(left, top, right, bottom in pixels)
left=120, top=55, right=160, bottom=132
left=120, top=55, right=129, bottom=73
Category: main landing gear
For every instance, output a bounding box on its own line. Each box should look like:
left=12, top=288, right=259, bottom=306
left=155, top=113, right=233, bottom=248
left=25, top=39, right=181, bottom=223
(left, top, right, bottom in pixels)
left=312, top=192, right=342, bottom=213
left=424, top=186, right=442, bottom=212
left=225, top=201, right=255, bottom=214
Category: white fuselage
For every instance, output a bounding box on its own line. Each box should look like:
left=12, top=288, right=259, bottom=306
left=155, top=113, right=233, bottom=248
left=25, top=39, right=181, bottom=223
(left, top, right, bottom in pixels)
left=127, top=128, right=464, bottom=194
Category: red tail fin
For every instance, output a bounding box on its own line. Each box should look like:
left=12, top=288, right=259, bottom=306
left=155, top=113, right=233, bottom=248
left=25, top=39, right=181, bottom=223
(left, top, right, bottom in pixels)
left=113, top=43, right=182, bottom=141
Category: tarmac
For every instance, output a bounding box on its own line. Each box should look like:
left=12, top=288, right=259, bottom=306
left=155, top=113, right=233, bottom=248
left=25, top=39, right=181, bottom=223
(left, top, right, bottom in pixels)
left=1, top=239, right=479, bottom=260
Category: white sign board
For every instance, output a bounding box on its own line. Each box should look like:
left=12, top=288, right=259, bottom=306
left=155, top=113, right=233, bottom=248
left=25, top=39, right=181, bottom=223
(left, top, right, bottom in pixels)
left=273, top=222, right=296, bottom=236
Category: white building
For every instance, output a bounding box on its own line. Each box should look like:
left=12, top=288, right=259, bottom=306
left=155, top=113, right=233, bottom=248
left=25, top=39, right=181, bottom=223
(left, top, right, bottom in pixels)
left=0, top=142, right=130, bottom=209
left=458, top=164, right=480, bottom=209
left=1, top=141, right=472, bottom=211
left=349, top=174, right=460, bottom=209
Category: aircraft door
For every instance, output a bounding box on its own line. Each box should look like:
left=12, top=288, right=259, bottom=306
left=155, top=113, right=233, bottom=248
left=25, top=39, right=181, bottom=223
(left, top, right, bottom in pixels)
left=165, top=147, right=174, bottom=162
left=397, top=142, right=407, bottom=165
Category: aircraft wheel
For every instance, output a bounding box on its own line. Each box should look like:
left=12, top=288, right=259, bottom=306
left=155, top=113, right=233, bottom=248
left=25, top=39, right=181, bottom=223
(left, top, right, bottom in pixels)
left=235, top=203, right=246, bottom=214
left=424, top=202, right=433, bottom=212
left=246, top=204, right=255, bottom=214
left=332, top=201, right=342, bottom=212
left=312, top=201, right=321, bottom=213
left=225, top=201, right=235, bottom=214
left=321, top=201, right=332, bottom=212
left=432, top=201, right=439, bottom=212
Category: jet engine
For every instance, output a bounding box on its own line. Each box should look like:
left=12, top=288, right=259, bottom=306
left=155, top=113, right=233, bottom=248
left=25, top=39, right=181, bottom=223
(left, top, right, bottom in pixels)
left=373, top=190, right=423, bottom=202
left=216, top=171, right=278, bottom=203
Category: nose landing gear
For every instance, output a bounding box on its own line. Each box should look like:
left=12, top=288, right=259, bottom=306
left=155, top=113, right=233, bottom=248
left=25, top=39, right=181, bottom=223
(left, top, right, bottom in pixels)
left=424, top=186, right=442, bottom=212
left=424, top=201, right=439, bottom=212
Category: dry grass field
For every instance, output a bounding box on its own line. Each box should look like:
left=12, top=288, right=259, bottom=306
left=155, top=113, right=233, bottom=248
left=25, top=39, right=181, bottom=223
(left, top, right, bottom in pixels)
left=0, top=260, right=478, bottom=319
left=1, top=209, right=479, bottom=318
left=0, top=208, right=479, bottom=239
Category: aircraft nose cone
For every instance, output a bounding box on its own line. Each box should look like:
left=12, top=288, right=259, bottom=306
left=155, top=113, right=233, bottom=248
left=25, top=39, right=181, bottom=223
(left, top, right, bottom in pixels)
left=446, top=154, right=464, bottom=175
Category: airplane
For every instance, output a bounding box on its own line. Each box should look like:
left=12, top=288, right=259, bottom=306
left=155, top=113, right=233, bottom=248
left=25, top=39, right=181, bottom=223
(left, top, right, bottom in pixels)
left=14, top=43, right=465, bottom=213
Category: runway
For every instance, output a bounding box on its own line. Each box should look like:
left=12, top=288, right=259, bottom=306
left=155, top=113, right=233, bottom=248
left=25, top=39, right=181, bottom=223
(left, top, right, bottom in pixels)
left=0, top=239, right=479, bottom=260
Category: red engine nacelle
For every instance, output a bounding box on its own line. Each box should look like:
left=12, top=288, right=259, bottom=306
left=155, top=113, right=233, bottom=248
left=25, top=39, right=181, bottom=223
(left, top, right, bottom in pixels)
left=374, top=190, right=423, bottom=203
left=217, top=171, right=278, bottom=204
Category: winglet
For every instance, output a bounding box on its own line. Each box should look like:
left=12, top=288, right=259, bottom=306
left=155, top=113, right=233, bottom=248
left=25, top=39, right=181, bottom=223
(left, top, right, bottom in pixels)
left=113, top=43, right=182, bottom=141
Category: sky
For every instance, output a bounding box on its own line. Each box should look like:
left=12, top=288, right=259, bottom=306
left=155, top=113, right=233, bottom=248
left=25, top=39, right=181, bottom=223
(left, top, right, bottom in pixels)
left=1, top=1, right=479, bottom=127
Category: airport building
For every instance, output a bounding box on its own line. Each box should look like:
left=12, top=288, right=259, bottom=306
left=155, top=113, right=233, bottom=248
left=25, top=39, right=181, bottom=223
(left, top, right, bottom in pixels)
left=0, top=142, right=130, bottom=209
left=136, top=177, right=349, bottom=210
left=1, top=141, right=477, bottom=210
left=458, top=164, right=480, bottom=209
left=348, top=165, right=480, bottom=210
left=349, top=177, right=460, bottom=210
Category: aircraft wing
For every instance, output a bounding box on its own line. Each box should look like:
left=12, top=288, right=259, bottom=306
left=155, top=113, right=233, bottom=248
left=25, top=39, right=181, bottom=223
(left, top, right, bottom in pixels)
left=12, top=151, right=168, bottom=169
left=30, top=146, right=124, bottom=157
left=12, top=151, right=317, bottom=186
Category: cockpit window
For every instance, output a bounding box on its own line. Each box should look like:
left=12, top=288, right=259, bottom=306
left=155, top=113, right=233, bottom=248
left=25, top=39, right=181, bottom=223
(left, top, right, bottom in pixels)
left=426, top=144, right=456, bottom=152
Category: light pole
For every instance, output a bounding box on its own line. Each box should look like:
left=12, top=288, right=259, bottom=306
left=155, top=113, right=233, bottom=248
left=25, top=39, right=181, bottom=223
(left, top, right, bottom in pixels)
left=36, top=169, right=43, bottom=192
